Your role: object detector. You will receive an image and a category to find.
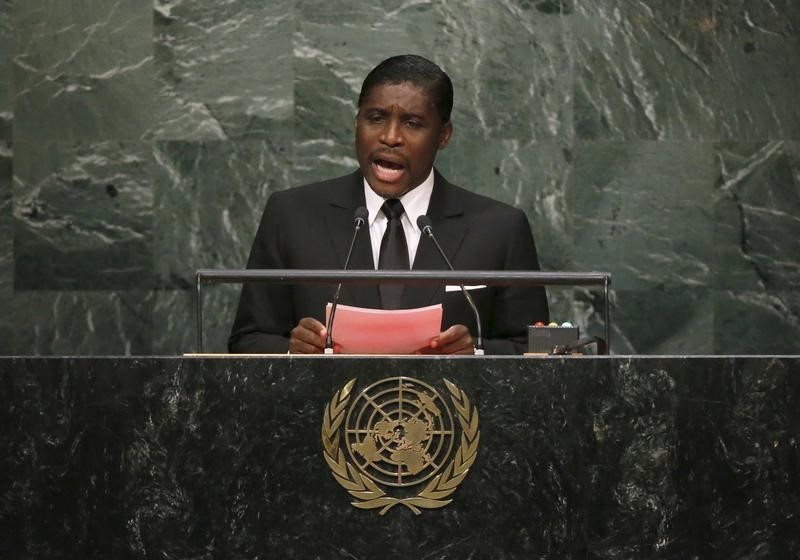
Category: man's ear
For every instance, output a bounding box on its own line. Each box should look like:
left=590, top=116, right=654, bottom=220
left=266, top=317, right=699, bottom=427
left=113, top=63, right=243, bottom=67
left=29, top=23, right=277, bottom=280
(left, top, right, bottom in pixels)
left=438, top=121, right=453, bottom=150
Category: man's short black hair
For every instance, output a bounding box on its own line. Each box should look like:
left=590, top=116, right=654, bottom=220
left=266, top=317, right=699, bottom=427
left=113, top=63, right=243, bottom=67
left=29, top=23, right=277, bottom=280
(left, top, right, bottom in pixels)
left=358, top=54, right=454, bottom=123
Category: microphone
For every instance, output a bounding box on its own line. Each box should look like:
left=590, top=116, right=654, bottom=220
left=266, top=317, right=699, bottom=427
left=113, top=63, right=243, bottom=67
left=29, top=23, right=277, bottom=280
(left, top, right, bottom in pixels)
left=325, top=206, right=369, bottom=354
left=416, top=215, right=484, bottom=355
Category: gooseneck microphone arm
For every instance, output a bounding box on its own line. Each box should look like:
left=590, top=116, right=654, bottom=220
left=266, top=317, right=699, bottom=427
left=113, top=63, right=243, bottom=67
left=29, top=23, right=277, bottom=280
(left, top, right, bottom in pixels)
left=325, top=206, right=369, bottom=354
left=416, top=215, right=485, bottom=355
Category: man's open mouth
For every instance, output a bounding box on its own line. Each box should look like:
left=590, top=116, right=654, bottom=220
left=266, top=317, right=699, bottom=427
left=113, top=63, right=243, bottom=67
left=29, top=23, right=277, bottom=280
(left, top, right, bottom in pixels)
left=371, top=158, right=406, bottom=182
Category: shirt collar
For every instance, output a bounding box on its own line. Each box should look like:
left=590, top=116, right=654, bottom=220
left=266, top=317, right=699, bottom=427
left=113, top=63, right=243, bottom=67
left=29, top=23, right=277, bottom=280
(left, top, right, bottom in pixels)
left=363, top=168, right=435, bottom=231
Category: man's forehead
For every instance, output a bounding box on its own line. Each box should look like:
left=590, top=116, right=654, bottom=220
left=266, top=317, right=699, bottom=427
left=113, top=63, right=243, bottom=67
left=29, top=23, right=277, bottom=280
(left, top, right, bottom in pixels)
left=359, top=81, right=433, bottom=105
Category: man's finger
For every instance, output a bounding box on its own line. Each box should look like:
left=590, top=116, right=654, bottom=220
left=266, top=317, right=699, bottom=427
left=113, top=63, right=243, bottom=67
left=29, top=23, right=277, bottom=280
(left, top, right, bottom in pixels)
left=289, top=317, right=328, bottom=353
left=298, top=317, right=326, bottom=335
left=427, top=325, right=474, bottom=355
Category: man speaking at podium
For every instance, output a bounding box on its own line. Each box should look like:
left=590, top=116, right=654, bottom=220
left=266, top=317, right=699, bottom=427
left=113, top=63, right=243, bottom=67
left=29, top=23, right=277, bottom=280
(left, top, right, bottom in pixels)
left=229, top=55, right=548, bottom=355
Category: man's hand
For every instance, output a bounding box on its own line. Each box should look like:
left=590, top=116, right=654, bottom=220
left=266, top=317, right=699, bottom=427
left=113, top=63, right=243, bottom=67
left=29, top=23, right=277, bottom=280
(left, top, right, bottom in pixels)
left=417, top=324, right=474, bottom=355
left=289, top=317, right=338, bottom=354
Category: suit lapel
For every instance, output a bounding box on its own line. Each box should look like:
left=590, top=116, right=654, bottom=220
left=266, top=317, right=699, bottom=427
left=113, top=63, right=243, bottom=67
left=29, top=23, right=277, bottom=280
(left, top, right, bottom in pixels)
left=403, top=170, right=468, bottom=309
left=323, top=171, right=382, bottom=309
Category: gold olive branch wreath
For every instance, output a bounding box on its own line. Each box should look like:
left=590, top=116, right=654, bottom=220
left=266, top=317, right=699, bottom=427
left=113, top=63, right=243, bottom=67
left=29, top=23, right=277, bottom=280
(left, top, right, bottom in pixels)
left=321, top=378, right=480, bottom=515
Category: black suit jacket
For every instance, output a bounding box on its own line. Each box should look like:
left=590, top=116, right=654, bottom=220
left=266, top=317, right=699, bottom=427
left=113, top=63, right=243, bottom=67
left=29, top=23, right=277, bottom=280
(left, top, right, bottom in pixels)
left=229, top=169, right=549, bottom=354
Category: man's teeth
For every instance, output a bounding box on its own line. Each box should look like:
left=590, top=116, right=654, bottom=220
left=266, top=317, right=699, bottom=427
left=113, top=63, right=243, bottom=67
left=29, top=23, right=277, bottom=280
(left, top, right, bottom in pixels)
left=373, top=160, right=404, bottom=181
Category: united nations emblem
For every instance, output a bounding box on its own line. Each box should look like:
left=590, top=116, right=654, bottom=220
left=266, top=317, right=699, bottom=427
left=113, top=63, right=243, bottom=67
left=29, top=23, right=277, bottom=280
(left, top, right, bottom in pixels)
left=321, top=377, right=480, bottom=515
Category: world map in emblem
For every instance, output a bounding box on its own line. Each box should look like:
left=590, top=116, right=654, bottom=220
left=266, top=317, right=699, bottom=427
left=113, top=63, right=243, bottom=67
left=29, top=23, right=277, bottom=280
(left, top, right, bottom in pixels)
left=345, top=377, right=455, bottom=487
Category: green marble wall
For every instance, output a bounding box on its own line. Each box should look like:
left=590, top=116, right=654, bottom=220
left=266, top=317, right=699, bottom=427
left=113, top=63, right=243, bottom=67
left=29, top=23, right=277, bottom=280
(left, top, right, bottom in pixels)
left=1, top=0, right=798, bottom=355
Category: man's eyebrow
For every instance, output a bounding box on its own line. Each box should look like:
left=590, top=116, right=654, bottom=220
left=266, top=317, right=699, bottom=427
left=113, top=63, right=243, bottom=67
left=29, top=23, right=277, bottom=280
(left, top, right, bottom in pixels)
left=362, top=106, right=428, bottom=120
left=401, top=111, right=427, bottom=121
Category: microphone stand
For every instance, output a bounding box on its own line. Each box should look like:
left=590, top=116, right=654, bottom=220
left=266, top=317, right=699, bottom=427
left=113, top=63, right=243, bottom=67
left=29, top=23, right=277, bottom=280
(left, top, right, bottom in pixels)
left=417, top=216, right=485, bottom=355
left=325, top=208, right=368, bottom=354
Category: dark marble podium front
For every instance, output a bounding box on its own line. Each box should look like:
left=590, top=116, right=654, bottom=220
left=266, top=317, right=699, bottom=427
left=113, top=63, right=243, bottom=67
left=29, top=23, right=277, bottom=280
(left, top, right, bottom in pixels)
left=2, top=356, right=798, bottom=559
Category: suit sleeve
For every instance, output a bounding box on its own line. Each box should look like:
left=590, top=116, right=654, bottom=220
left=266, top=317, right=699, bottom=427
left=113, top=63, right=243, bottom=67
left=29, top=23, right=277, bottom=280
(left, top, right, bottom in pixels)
left=228, top=193, right=295, bottom=353
left=482, top=209, right=549, bottom=354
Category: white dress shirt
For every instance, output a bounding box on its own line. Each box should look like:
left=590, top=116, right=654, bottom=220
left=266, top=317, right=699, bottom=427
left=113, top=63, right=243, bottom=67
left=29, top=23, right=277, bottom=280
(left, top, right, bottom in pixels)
left=363, top=168, right=435, bottom=269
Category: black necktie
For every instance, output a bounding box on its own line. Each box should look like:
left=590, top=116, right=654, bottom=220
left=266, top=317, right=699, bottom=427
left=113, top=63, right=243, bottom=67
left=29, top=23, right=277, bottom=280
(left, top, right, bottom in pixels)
left=378, top=199, right=409, bottom=309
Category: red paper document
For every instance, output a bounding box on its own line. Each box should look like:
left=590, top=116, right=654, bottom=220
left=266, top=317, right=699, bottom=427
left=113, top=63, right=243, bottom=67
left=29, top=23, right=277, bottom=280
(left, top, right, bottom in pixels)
left=325, top=303, right=443, bottom=354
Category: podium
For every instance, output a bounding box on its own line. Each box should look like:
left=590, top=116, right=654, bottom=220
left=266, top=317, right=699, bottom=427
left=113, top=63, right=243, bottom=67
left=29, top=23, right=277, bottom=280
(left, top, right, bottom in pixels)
left=2, top=355, right=799, bottom=557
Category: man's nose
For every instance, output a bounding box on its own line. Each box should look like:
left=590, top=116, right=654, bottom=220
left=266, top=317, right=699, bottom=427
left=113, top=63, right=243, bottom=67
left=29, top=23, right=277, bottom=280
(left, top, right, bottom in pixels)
left=379, top=120, right=403, bottom=147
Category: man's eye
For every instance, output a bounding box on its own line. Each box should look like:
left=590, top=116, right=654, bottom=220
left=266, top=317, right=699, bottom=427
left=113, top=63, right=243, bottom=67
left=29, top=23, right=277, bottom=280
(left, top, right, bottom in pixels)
left=368, top=115, right=384, bottom=123
left=405, top=120, right=421, bottom=128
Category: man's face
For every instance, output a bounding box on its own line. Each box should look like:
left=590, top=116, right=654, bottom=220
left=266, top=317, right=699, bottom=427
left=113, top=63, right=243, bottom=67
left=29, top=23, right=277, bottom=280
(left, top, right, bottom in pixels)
left=355, top=82, right=453, bottom=199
